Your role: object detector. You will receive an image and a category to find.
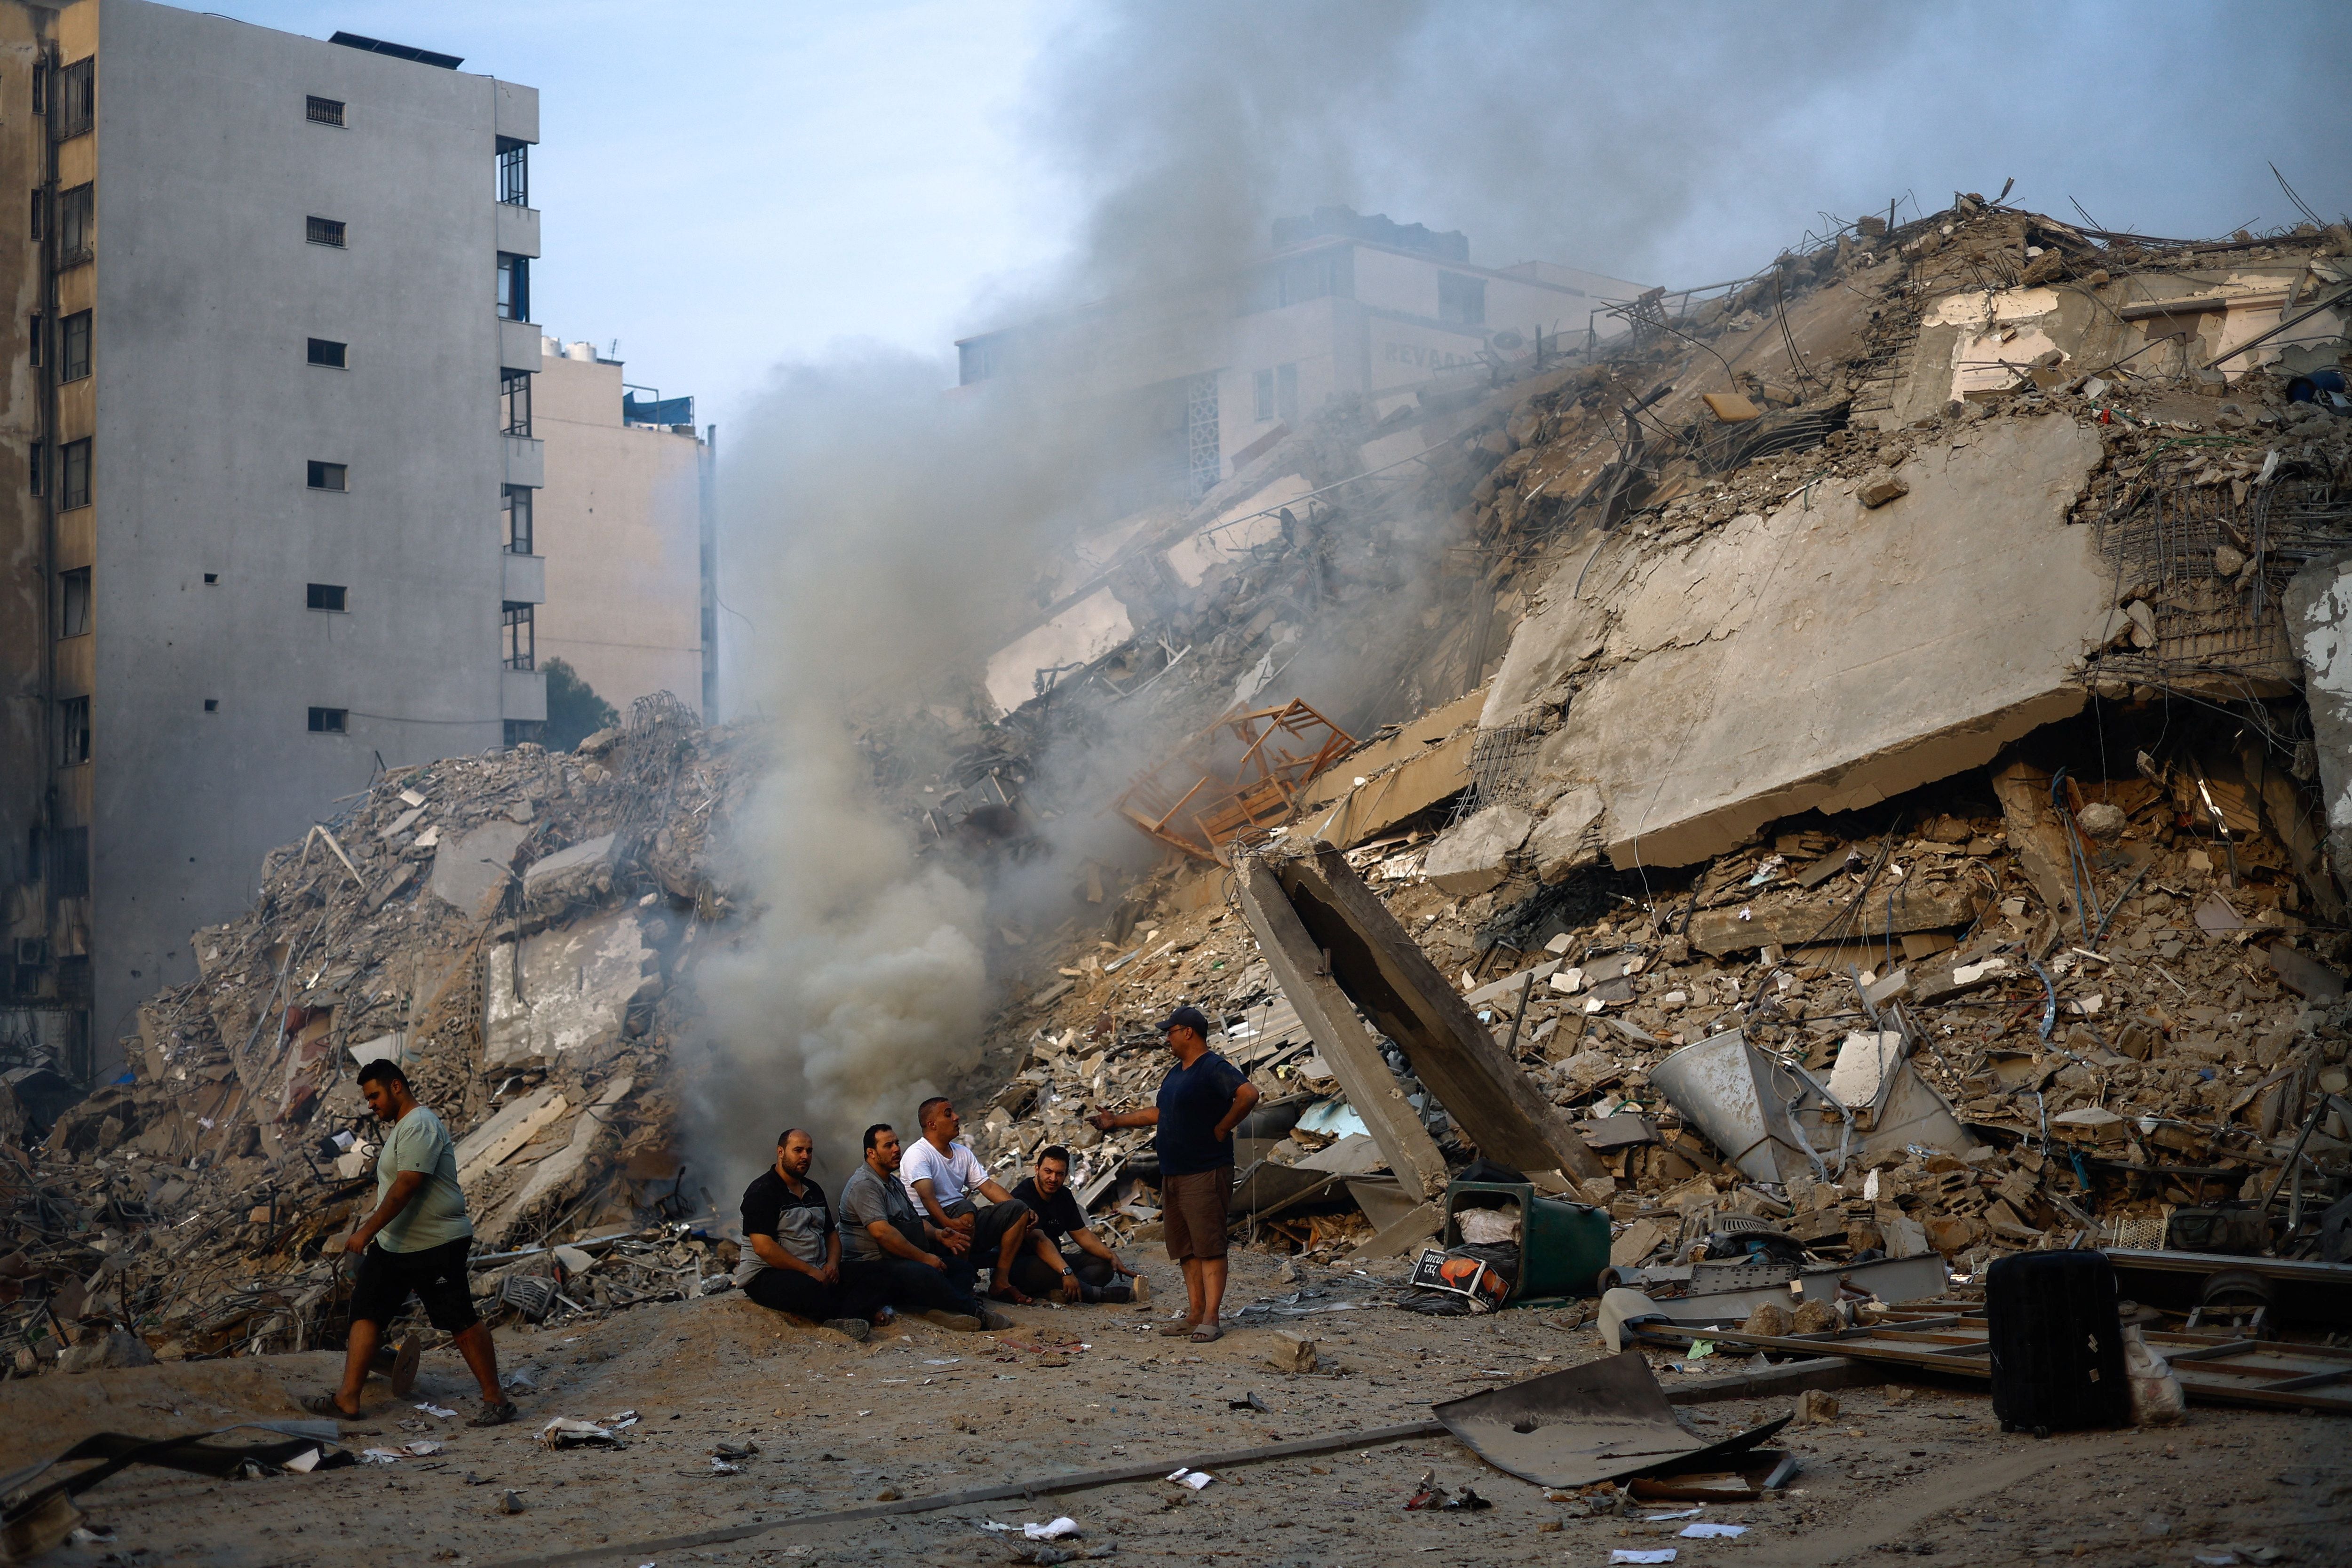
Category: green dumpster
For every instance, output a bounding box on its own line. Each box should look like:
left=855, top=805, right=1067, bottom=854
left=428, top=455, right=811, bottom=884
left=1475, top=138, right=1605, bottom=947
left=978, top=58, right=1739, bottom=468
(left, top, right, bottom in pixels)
left=1441, top=1179, right=1612, bottom=1304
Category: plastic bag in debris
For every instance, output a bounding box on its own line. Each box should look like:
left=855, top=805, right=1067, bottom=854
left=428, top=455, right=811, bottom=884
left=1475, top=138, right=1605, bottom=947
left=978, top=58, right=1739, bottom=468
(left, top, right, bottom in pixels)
left=2123, top=1324, right=2186, bottom=1427
left=1457, top=1209, right=1521, bottom=1246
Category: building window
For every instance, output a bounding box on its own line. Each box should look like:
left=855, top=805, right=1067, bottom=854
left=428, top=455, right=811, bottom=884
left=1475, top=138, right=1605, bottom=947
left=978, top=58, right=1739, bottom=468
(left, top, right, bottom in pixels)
left=496, top=253, right=529, bottom=322
left=27, top=441, right=41, bottom=497
left=500, top=370, right=532, bottom=436
left=26, top=189, right=39, bottom=241
left=503, top=485, right=533, bottom=555
left=306, top=582, right=347, bottom=612
left=59, top=438, right=89, bottom=509
left=307, top=706, right=346, bottom=733
left=58, top=696, right=89, bottom=764
left=497, top=137, right=528, bottom=205
left=204, top=698, right=218, bottom=712
left=56, top=183, right=91, bottom=265
left=502, top=603, right=534, bottom=670
left=958, top=332, right=1011, bottom=386
left=30, top=63, right=43, bottom=115
left=1243, top=249, right=1354, bottom=313
left=307, top=460, right=347, bottom=492
left=1253, top=364, right=1299, bottom=423
left=305, top=95, right=346, bottom=127
left=307, top=336, right=347, bottom=368
left=58, top=567, right=89, bottom=637
left=307, top=215, right=347, bottom=248
left=27, top=312, right=39, bottom=367
left=59, top=310, right=89, bottom=382
left=43, top=828, right=87, bottom=899
left=1438, top=271, right=1486, bottom=327
left=502, top=719, right=544, bottom=748
left=56, top=57, right=92, bottom=139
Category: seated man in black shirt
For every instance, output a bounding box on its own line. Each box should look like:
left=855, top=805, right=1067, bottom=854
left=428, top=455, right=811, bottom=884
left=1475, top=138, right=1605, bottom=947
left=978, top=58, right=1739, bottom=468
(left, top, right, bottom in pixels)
left=734, top=1128, right=872, bottom=1341
left=1008, top=1145, right=1141, bottom=1304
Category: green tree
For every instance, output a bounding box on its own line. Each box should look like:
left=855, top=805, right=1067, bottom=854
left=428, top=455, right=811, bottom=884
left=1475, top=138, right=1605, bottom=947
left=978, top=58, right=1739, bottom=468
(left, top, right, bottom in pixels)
left=542, top=658, right=620, bottom=752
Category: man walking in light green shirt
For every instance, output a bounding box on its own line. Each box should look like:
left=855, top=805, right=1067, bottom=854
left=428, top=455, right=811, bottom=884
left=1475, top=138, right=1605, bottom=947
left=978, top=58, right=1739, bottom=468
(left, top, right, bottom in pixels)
left=305, top=1059, right=516, bottom=1426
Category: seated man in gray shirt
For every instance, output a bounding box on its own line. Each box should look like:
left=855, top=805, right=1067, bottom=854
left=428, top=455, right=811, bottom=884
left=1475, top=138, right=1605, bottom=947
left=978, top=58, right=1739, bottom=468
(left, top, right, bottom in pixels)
left=839, top=1122, right=1009, bottom=1332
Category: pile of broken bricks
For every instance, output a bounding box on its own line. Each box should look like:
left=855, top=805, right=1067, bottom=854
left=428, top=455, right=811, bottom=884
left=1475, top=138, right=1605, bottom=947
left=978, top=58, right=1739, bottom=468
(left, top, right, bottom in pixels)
left=0, top=697, right=738, bottom=1377
left=978, top=742, right=2352, bottom=1288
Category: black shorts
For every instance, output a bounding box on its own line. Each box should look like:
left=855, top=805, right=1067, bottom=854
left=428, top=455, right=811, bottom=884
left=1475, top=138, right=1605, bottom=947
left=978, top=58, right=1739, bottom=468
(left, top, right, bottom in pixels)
left=349, top=1235, right=478, bottom=1332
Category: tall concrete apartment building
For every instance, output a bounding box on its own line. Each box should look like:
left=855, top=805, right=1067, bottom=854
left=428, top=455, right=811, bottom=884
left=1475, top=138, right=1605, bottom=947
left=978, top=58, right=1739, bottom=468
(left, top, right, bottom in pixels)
left=0, top=1, right=545, bottom=1080
left=532, top=339, right=715, bottom=722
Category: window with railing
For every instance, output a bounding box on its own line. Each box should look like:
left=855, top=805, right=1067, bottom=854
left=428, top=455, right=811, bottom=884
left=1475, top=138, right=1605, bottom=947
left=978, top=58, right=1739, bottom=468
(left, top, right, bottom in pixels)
left=497, top=138, right=528, bottom=205
left=502, top=603, right=534, bottom=670
left=307, top=215, right=346, bottom=247
left=56, top=57, right=92, bottom=138
left=56, top=183, right=91, bottom=265
left=502, top=485, right=533, bottom=555
left=306, top=95, right=345, bottom=127
left=496, top=253, right=529, bottom=321
left=58, top=695, right=89, bottom=763
left=500, top=370, right=532, bottom=436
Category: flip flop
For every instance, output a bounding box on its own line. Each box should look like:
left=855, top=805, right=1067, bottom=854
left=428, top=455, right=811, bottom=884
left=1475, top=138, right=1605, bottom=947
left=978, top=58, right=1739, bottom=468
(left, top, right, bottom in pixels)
left=1188, top=1322, right=1224, bottom=1343
left=300, top=1393, right=358, bottom=1419
left=468, top=1400, right=520, bottom=1428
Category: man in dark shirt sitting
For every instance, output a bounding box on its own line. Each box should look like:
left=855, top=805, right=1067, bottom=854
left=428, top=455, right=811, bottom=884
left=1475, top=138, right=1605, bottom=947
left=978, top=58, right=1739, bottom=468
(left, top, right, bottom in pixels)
left=734, top=1128, right=871, bottom=1341
left=1009, top=1145, right=1142, bottom=1304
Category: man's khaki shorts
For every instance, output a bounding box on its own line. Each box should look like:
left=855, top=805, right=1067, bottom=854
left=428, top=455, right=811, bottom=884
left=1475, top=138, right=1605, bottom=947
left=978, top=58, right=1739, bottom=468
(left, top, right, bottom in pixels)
left=1160, top=1166, right=1233, bottom=1260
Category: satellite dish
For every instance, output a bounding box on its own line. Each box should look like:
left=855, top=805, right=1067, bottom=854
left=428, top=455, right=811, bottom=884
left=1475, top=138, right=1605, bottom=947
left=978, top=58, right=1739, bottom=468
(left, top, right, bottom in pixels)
left=1488, top=329, right=1526, bottom=352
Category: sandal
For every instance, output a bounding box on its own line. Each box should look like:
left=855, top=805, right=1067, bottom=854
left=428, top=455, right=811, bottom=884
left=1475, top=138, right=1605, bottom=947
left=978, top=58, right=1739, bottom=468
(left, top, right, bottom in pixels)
left=987, top=1285, right=1034, bottom=1307
left=1188, top=1321, right=1224, bottom=1343
left=300, top=1392, right=359, bottom=1419
left=468, top=1400, right=520, bottom=1428
left=1157, top=1318, right=1200, bottom=1337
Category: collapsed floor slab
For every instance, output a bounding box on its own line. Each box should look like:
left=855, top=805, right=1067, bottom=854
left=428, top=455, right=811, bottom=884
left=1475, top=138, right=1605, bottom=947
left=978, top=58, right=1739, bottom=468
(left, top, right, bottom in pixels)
left=1492, top=415, right=2114, bottom=869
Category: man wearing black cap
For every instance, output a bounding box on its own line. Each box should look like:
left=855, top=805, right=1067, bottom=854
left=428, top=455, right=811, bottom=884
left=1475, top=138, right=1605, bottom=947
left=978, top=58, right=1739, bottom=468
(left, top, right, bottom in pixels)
left=1089, top=1004, right=1257, bottom=1342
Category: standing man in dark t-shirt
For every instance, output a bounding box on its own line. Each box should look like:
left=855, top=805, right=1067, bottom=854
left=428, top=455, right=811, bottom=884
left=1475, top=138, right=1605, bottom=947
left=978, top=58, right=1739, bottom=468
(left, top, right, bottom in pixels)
left=734, top=1128, right=871, bottom=1341
left=1090, top=1004, right=1257, bottom=1342
left=1009, top=1145, right=1142, bottom=1304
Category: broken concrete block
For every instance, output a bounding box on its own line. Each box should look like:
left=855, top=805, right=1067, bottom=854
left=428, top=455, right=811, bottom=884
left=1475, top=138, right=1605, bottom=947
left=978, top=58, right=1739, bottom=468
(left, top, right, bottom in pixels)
left=1609, top=1218, right=1666, bottom=1267
left=522, top=834, right=619, bottom=916
left=576, top=726, right=621, bottom=756
left=1421, top=804, right=1534, bottom=897
left=482, top=909, right=661, bottom=1070
left=1524, top=417, right=2112, bottom=872
left=1827, top=1030, right=1904, bottom=1108
left=2287, top=556, right=2352, bottom=887
left=1796, top=1389, right=1840, bottom=1424
left=1526, top=787, right=1605, bottom=883
left=1857, top=471, right=1910, bottom=508
left=484, top=1074, right=636, bottom=1244
left=58, top=1331, right=155, bottom=1374
left=429, top=820, right=531, bottom=916
left=2075, top=802, right=2126, bottom=839
left=1266, top=1330, right=1319, bottom=1373
left=1701, top=391, right=1762, bottom=423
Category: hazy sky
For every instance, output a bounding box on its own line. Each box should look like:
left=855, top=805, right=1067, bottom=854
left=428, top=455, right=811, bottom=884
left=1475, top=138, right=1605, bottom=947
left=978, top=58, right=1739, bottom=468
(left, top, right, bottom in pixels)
left=216, top=2, right=2352, bottom=430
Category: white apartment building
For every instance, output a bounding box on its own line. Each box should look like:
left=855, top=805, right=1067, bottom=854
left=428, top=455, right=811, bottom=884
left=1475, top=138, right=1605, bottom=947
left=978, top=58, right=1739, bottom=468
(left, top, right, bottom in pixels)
left=531, top=338, right=715, bottom=724
left=0, top=1, right=544, bottom=1079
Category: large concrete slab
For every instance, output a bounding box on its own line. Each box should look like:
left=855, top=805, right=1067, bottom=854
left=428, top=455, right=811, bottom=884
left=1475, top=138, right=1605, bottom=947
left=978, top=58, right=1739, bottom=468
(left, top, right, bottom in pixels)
left=483, top=908, right=660, bottom=1070
left=1502, top=416, right=2111, bottom=869
left=2287, top=553, right=2352, bottom=887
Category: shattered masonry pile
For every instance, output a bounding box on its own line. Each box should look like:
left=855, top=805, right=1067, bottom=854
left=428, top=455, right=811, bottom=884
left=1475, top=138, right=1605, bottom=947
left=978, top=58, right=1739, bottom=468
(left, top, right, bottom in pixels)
left=970, top=196, right=2352, bottom=1279
left=0, top=696, right=738, bottom=1372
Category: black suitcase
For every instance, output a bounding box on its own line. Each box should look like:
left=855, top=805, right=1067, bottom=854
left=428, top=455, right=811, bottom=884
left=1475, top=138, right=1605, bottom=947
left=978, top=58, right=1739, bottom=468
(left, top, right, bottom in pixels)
left=1985, top=1249, right=2130, bottom=1433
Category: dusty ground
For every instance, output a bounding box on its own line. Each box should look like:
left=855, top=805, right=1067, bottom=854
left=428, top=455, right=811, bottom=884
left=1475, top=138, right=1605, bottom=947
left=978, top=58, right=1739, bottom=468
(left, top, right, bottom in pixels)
left=3, top=1247, right=2344, bottom=1568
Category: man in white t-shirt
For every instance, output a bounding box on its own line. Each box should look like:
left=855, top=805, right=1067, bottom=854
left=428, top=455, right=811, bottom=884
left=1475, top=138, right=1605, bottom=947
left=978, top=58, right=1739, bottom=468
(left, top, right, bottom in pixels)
left=901, top=1096, right=1034, bottom=1304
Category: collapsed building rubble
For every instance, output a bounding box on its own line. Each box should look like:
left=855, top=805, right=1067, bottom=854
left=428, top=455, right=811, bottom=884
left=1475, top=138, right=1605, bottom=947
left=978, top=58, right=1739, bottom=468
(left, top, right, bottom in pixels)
left=5, top=193, right=2349, bottom=1403
left=965, top=196, right=2352, bottom=1311
left=0, top=697, right=744, bottom=1375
